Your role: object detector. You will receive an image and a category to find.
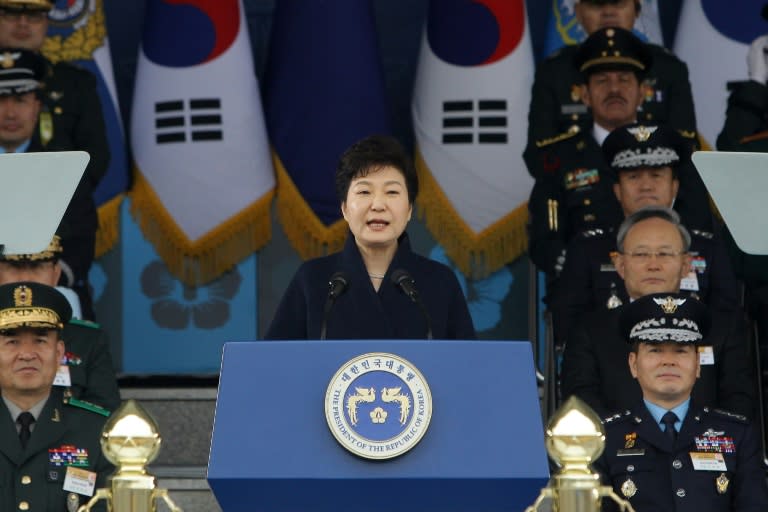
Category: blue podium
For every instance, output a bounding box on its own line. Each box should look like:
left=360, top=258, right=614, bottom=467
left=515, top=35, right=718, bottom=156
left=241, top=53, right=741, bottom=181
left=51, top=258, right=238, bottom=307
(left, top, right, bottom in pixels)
left=208, top=340, right=549, bottom=512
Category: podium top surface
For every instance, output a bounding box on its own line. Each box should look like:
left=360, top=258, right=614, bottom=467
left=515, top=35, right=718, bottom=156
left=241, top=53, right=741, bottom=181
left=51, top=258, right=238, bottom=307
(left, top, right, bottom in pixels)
left=692, top=151, right=768, bottom=255
left=0, top=151, right=88, bottom=254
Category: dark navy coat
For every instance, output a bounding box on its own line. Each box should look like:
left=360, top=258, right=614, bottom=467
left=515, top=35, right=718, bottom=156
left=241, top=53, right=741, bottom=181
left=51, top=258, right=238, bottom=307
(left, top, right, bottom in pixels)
left=550, top=226, right=741, bottom=340
left=560, top=307, right=755, bottom=419
left=265, top=233, right=476, bottom=340
left=595, top=404, right=768, bottom=512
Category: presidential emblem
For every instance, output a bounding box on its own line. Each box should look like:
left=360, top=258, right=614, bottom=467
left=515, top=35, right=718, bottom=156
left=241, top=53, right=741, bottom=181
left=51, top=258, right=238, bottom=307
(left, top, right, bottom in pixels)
left=325, top=353, right=432, bottom=460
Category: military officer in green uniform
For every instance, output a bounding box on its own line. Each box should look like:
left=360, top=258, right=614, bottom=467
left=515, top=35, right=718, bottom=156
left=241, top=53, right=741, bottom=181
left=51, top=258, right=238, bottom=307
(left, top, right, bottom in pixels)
left=0, top=236, right=120, bottom=411
left=0, top=281, right=112, bottom=512
left=594, top=292, right=768, bottom=512
left=526, top=0, right=697, bottom=158
left=0, top=0, right=110, bottom=321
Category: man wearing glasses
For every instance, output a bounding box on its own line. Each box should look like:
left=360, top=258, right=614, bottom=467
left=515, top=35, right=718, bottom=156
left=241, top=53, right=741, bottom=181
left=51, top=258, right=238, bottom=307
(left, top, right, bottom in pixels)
left=0, top=0, right=109, bottom=322
left=549, top=123, right=740, bottom=343
left=560, top=206, right=754, bottom=419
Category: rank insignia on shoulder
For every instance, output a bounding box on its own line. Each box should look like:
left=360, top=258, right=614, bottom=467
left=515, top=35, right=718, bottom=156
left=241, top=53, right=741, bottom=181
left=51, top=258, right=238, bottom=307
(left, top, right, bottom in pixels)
left=535, top=126, right=580, bottom=148
left=711, top=408, right=748, bottom=423
left=64, top=397, right=111, bottom=417
left=691, top=229, right=714, bottom=239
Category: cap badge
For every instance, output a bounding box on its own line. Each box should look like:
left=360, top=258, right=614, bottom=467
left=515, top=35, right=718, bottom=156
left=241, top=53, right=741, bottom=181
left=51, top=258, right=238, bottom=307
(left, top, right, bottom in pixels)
left=627, top=125, right=657, bottom=142
left=654, top=296, right=686, bottom=314
left=13, top=285, right=32, bottom=307
left=0, top=51, right=18, bottom=69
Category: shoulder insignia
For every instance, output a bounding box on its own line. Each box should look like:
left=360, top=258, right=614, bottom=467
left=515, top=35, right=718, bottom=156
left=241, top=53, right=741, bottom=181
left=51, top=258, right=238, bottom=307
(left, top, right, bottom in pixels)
left=579, top=228, right=610, bottom=239
left=677, top=129, right=698, bottom=140
left=69, top=318, right=101, bottom=329
left=603, top=410, right=631, bottom=424
left=710, top=408, right=748, bottom=424
left=64, top=396, right=111, bottom=417
left=691, top=229, right=714, bottom=240
left=535, top=126, right=581, bottom=148
left=739, top=130, right=768, bottom=145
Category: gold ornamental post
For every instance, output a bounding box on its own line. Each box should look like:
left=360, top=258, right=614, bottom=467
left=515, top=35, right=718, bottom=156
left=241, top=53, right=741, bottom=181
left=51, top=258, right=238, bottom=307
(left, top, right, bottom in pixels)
left=77, top=399, right=183, bottom=512
left=525, top=396, right=635, bottom=512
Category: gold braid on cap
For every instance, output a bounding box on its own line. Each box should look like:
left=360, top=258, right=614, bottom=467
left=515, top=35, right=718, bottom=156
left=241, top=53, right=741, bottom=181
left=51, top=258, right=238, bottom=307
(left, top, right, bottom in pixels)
left=0, top=307, right=63, bottom=329
left=579, top=56, right=646, bottom=73
left=0, top=285, right=63, bottom=329
left=1, top=235, right=62, bottom=262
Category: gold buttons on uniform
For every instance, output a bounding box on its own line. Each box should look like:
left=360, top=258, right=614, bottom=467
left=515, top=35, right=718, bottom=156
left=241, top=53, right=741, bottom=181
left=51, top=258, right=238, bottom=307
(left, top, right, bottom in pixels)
left=19, top=501, right=29, bottom=510
left=20, top=475, right=31, bottom=484
left=583, top=199, right=591, bottom=206
left=54, top=106, right=63, bottom=115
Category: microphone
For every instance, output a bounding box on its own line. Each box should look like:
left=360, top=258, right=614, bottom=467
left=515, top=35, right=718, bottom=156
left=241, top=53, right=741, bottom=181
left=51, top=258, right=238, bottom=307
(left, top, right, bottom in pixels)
left=391, top=269, right=432, bottom=340
left=320, top=272, right=348, bottom=340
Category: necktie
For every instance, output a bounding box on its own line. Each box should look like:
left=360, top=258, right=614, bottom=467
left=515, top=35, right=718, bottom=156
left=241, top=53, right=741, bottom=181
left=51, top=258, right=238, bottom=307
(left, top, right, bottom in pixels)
left=17, top=412, right=34, bottom=449
left=661, top=411, right=678, bottom=444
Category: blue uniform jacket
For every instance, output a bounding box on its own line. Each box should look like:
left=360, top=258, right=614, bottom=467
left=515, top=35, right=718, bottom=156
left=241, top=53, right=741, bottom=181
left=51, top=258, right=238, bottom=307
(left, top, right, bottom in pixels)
left=595, top=404, right=768, bottom=512
left=265, top=233, right=476, bottom=341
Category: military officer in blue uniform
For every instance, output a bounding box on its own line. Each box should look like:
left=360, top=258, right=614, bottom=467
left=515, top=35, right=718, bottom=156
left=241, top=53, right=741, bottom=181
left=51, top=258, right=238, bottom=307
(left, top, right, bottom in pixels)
left=0, top=236, right=120, bottom=411
left=527, top=25, right=712, bottom=289
left=550, top=124, right=739, bottom=342
left=594, top=292, right=768, bottom=512
left=526, top=0, right=696, bottom=159
left=0, top=281, right=112, bottom=512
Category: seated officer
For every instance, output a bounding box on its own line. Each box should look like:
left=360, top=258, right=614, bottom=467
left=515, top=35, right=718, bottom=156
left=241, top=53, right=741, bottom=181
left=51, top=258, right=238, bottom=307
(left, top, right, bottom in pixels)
left=550, top=124, right=739, bottom=341
left=526, top=27, right=710, bottom=280
left=0, top=235, right=120, bottom=411
left=0, top=281, right=112, bottom=512
left=594, top=292, right=768, bottom=512
left=0, top=0, right=110, bottom=321
left=561, top=207, right=754, bottom=418
left=526, top=0, right=696, bottom=153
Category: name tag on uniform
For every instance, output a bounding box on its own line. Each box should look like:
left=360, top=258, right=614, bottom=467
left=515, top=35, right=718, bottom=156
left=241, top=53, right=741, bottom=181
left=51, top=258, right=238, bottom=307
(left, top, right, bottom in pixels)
left=699, top=346, right=715, bottom=365
left=54, top=365, right=72, bottom=387
left=617, top=449, right=645, bottom=456
left=63, top=466, right=97, bottom=497
left=680, top=270, right=700, bottom=291
left=600, top=263, right=616, bottom=272
left=690, top=452, right=727, bottom=471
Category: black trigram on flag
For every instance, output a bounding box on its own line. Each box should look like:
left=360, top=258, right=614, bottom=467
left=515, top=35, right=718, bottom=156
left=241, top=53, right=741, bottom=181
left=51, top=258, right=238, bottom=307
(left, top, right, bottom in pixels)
left=442, top=99, right=508, bottom=144
left=154, top=98, right=223, bottom=144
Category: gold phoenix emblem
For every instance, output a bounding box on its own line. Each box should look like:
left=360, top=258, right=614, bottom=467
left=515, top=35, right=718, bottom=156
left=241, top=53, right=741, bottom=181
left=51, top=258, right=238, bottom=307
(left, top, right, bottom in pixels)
left=346, top=387, right=375, bottom=426
left=624, top=432, right=636, bottom=449
left=654, top=296, right=686, bottom=314
left=13, top=286, right=32, bottom=307
left=381, top=387, right=411, bottom=425
left=627, top=125, right=658, bottom=142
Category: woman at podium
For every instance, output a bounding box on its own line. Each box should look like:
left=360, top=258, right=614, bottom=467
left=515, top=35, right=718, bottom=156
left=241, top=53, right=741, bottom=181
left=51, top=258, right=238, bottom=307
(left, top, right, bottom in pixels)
left=265, top=135, right=475, bottom=340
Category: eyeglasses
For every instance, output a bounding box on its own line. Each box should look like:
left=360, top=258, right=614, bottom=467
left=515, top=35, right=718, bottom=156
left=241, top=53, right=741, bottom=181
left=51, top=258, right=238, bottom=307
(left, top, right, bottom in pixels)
left=621, top=250, right=686, bottom=264
left=0, top=10, right=48, bottom=24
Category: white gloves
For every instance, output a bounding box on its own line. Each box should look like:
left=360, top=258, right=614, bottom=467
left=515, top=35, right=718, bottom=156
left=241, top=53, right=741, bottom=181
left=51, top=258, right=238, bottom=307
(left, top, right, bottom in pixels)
left=748, top=34, right=768, bottom=84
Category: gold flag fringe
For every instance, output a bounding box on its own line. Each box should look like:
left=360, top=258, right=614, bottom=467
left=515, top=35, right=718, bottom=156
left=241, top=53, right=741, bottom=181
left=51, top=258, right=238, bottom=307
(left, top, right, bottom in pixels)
left=94, top=194, right=123, bottom=258
left=272, top=152, right=348, bottom=260
left=415, top=148, right=529, bottom=279
left=129, top=169, right=274, bottom=286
